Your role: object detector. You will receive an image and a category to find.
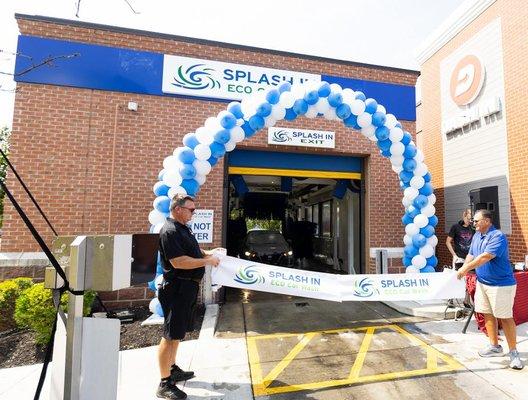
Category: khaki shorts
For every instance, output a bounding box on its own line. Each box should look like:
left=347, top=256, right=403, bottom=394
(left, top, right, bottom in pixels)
left=474, top=281, right=516, bottom=319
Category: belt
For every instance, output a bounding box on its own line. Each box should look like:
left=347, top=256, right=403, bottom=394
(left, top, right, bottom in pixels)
left=175, top=276, right=202, bottom=283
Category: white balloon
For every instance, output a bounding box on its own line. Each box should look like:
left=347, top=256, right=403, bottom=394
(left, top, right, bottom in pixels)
left=412, top=255, right=427, bottom=269
left=414, top=214, right=429, bottom=228
left=390, top=142, right=405, bottom=156
left=427, top=235, right=438, bottom=247
left=148, top=209, right=166, bottom=225
left=357, top=112, right=372, bottom=128
left=224, top=139, right=237, bottom=152
left=153, top=222, right=164, bottom=233
left=402, top=196, right=412, bottom=208
left=421, top=204, right=436, bottom=217
left=163, top=155, right=180, bottom=170
left=389, top=127, right=404, bottom=142
left=392, top=164, right=403, bottom=173
left=351, top=99, right=366, bottom=115
left=404, top=187, right=419, bottom=201
left=195, top=173, right=206, bottom=185
left=419, top=244, right=435, bottom=258
left=428, top=193, right=436, bottom=205
left=305, top=107, right=318, bottom=118
left=384, top=114, right=398, bottom=128
left=406, top=266, right=420, bottom=274
left=323, top=107, right=338, bottom=120
left=314, top=97, right=330, bottom=114
left=193, top=159, right=212, bottom=175
left=162, top=169, right=183, bottom=187
left=390, top=155, right=404, bottom=166
left=361, top=125, right=376, bottom=138
left=236, top=118, right=244, bottom=126
left=368, top=134, right=377, bottom=142
left=167, top=185, right=187, bottom=198
left=410, top=175, right=425, bottom=189
left=415, top=149, right=425, bottom=163
left=195, top=127, right=214, bottom=145
left=230, top=126, right=245, bottom=143
left=405, top=223, right=420, bottom=236
left=414, top=162, right=428, bottom=177
left=204, top=117, right=221, bottom=131
left=376, top=104, right=387, bottom=114
left=264, top=116, right=276, bottom=128
left=329, top=83, right=343, bottom=93
left=240, top=97, right=257, bottom=118
left=341, top=88, right=355, bottom=103
left=149, top=298, right=160, bottom=314
left=194, top=143, right=212, bottom=161
left=403, top=234, right=413, bottom=246
left=271, top=105, right=286, bottom=120
left=290, top=83, right=305, bottom=99
left=279, top=92, right=295, bottom=108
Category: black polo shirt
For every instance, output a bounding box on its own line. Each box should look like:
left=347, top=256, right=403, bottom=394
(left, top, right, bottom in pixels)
left=159, top=218, right=204, bottom=281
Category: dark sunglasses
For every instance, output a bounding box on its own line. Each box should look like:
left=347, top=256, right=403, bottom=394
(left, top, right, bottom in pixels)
left=180, top=206, right=196, bottom=214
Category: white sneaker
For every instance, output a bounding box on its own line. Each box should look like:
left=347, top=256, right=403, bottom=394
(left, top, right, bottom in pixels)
left=509, top=350, right=524, bottom=370
left=478, top=344, right=504, bottom=357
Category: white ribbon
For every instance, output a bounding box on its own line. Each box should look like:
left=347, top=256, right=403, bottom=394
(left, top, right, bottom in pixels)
left=211, top=256, right=465, bottom=302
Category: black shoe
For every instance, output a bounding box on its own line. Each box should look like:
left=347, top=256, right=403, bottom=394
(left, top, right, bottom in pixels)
left=156, top=381, right=187, bottom=399
left=170, top=364, right=195, bottom=383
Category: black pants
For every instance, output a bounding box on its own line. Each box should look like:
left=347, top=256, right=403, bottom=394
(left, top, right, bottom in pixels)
left=158, top=279, right=199, bottom=340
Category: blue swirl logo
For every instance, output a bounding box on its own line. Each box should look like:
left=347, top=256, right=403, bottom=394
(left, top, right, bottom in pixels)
left=234, top=265, right=265, bottom=285
left=171, top=64, right=220, bottom=90
left=352, top=278, right=379, bottom=298
left=272, top=130, right=291, bottom=143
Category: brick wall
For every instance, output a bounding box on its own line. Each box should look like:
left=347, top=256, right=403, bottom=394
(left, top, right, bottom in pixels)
left=3, top=16, right=418, bottom=302
left=420, top=0, right=528, bottom=267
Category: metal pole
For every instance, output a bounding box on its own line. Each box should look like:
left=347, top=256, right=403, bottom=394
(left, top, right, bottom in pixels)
left=64, top=236, right=87, bottom=400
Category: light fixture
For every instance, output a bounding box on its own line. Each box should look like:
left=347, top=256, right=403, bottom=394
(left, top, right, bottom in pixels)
left=127, top=101, right=138, bottom=111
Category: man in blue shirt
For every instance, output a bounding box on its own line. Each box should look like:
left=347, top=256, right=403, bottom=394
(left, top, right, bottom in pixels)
left=457, top=209, right=523, bottom=369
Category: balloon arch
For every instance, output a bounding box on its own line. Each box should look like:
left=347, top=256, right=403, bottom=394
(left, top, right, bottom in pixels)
left=148, top=81, right=438, bottom=274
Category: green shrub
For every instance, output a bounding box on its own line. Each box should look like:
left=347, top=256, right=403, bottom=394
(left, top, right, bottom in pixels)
left=0, top=277, right=33, bottom=331
left=14, top=283, right=96, bottom=345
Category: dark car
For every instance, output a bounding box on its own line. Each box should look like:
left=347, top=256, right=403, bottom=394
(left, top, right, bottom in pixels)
left=239, top=230, right=293, bottom=266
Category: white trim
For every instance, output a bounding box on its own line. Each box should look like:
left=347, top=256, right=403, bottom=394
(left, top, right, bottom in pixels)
left=415, top=0, right=496, bottom=65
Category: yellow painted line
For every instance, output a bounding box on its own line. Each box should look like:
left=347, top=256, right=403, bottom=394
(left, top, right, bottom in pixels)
left=228, top=166, right=361, bottom=180
left=427, top=347, right=438, bottom=370
left=247, top=324, right=390, bottom=341
left=246, top=336, right=267, bottom=397
left=348, top=327, right=375, bottom=379
left=262, top=332, right=317, bottom=387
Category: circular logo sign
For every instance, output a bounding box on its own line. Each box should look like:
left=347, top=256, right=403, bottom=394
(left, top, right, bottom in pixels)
left=449, top=55, right=485, bottom=106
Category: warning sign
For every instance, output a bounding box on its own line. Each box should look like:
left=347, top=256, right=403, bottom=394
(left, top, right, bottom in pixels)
left=190, top=209, right=214, bottom=243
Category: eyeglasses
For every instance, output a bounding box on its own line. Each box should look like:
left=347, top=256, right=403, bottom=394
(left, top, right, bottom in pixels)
left=180, top=206, right=196, bottom=214
left=472, top=219, right=483, bottom=224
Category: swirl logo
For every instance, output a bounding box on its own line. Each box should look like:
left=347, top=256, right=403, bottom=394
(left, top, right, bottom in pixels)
left=272, top=130, right=291, bottom=143
left=171, top=64, right=221, bottom=90
left=234, top=265, right=265, bottom=285
left=352, top=278, right=378, bottom=298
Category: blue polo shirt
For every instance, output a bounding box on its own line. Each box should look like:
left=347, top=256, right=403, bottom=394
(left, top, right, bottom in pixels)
left=469, top=225, right=515, bottom=286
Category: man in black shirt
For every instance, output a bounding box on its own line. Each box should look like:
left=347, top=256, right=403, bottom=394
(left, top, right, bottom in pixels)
left=446, top=208, right=475, bottom=270
left=156, top=194, right=220, bottom=400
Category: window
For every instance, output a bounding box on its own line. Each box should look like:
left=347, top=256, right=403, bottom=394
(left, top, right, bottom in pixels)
left=321, top=201, right=332, bottom=237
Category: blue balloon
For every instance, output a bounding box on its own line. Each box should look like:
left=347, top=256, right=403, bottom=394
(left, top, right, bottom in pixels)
left=336, top=103, right=351, bottom=120
left=214, top=129, right=231, bottom=144
left=318, top=82, right=331, bottom=97
left=178, top=148, right=196, bottom=164
left=278, top=82, right=291, bottom=93
left=266, top=89, right=280, bottom=105
left=402, top=158, right=417, bottom=172
left=293, top=99, right=309, bottom=115
left=227, top=102, right=243, bottom=119
left=413, top=194, right=428, bottom=209
left=380, top=149, right=391, bottom=157
left=420, top=225, right=435, bottom=238
left=248, top=115, right=265, bottom=131
left=365, top=98, right=378, bottom=114
left=428, top=215, right=439, bottom=227
left=328, top=93, right=343, bottom=107
left=219, top=112, right=237, bottom=129
left=284, top=108, right=297, bottom=121
left=399, top=170, right=413, bottom=184
left=343, top=114, right=361, bottom=129
left=207, top=156, right=218, bottom=167
left=154, top=195, right=170, bottom=213
left=427, top=255, right=438, bottom=267
left=403, top=256, right=412, bottom=267
left=395, top=122, right=403, bottom=129
left=423, top=172, right=431, bottom=182
left=375, top=126, right=390, bottom=141
left=209, top=142, right=226, bottom=159
left=400, top=181, right=410, bottom=191
left=408, top=207, right=420, bottom=218
left=153, top=181, right=169, bottom=197
left=304, top=90, right=319, bottom=105
left=377, top=139, right=392, bottom=152
left=372, top=111, right=386, bottom=127
left=256, top=102, right=272, bottom=118
left=242, top=121, right=256, bottom=138
left=148, top=280, right=156, bottom=291
left=412, top=233, right=427, bottom=248
left=404, top=245, right=419, bottom=258
left=181, top=179, right=199, bottom=196
left=402, top=214, right=413, bottom=225
left=403, top=144, right=417, bottom=159
left=355, top=91, right=366, bottom=101
left=401, top=131, right=412, bottom=145
left=183, top=133, right=199, bottom=149
left=419, top=182, right=434, bottom=196
left=420, top=265, right=436, bottom=273
left=180, top=164, right=196, bottom=180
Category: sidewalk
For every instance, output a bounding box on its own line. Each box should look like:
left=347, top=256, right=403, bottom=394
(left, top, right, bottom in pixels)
left=1, top=304, right=528, bottom=399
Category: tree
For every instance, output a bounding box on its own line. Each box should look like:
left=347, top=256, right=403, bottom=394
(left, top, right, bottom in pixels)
left=0, top=126, right=11, bottom=228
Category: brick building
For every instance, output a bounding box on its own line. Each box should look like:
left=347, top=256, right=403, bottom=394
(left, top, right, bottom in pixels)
left=416, top=0, right=527, bottom=268
left=2, top=14, right=418, bottom=307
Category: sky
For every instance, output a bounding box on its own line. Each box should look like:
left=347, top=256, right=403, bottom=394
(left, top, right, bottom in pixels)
left=0, top=0, right=466, bottom=128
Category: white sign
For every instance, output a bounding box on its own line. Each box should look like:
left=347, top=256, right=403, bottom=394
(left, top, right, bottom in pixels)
left=162, top=55, right=320, bottom=100
left=190, top=209, right=213, bottom=243
left=211, top=256, right=465, bottom=301
left=268, top=127, right=335, bottom=149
